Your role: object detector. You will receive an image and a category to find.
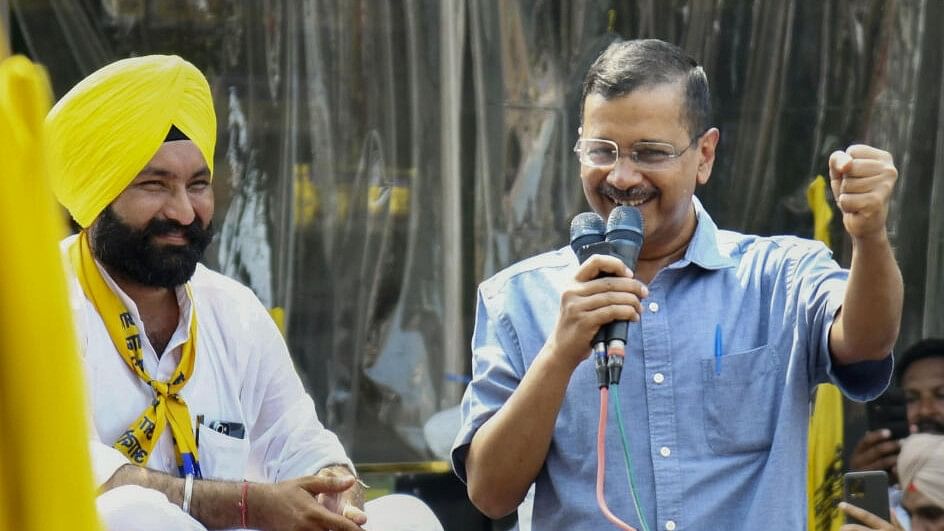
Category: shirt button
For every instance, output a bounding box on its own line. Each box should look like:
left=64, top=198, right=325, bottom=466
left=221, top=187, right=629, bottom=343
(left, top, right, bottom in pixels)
left=648, top=301, right=660, bottom=312
left=660, top=446, right=671, bottom=457
left=665, top=520, right=677, bottom=531
left=653, top=372, right=665, bottom=384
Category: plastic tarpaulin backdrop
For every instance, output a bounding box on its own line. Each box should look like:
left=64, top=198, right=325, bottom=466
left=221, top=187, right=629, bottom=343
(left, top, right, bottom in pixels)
left=12, top=0, right=942, bottom=463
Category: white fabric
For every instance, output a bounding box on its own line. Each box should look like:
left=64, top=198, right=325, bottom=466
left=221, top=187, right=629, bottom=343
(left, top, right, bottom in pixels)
left=898, top=433, right=944, bottom=508
left=98, top=485, right=205, bottom=531
left=98, top=487, right=443, bottom=531
left=422, top=406, right=461, bottom=461
left=62, top=234, right=353, bottom=485
left=362, top=494, right=444, bottom=531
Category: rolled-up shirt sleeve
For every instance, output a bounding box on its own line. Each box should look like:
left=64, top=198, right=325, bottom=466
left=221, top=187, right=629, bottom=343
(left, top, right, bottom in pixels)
left=796, top=241, right=893, bottom=401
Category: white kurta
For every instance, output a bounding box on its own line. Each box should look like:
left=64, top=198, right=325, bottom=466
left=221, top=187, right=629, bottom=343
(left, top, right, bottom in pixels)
left=62, top=235, right=352, bottom=486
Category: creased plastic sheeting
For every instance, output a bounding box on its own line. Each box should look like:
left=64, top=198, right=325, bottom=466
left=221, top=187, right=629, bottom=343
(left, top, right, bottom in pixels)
left=289, top=0, right=460, bottom=460
left=12, top=0, right=944, bottom=464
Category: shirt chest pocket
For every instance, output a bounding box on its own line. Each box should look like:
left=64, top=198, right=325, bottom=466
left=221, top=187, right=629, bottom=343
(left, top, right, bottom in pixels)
left=197, top=424, right=251, bottom=481
left=701, top=344, right=779, bottom=454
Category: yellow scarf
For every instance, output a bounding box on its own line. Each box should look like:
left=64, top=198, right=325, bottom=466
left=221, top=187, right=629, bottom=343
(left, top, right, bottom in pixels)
left=69, top=231, right=202, bottom=478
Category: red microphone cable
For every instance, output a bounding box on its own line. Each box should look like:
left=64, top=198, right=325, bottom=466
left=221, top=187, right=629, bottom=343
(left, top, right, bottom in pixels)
left=596, top=387, right=636, bottom=531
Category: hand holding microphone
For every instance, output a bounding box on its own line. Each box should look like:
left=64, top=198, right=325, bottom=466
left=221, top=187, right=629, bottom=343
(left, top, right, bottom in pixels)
left=553, top=207, right=647, bottom=381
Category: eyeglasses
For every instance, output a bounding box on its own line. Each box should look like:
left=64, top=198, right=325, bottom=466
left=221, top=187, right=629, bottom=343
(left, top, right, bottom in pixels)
left=573, top=132, right=705, bottom=171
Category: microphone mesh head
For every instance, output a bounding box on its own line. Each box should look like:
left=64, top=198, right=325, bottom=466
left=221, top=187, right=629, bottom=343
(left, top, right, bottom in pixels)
left=569, top=212, right=606, bottom=242
left=569, top=212, right=606, bottom=260
left=606, top=206, right=644, bottom=245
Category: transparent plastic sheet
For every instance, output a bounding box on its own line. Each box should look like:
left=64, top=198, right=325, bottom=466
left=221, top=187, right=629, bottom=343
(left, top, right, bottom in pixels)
left=11, top=0, right=943, bottom=465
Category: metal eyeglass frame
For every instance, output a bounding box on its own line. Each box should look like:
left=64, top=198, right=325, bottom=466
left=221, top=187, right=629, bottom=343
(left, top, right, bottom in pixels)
left=573, top=130, right=707, bottom=171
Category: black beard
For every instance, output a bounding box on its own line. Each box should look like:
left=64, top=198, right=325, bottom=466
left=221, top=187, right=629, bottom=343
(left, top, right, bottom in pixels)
left=915, top=419, right=944, bottom=435
left=91, top=206, right=214, bottom=289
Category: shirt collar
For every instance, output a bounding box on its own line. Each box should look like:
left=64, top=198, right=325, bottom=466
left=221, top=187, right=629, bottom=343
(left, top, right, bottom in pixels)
left=678, top=195, right=737, bottom=271
left=90, top=250, right=194, bottom=353
left=92, top=257, right=191, bottom=318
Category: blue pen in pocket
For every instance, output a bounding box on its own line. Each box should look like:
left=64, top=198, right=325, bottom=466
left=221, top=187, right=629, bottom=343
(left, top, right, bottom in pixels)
left=714, top=324, right=723, bottom=375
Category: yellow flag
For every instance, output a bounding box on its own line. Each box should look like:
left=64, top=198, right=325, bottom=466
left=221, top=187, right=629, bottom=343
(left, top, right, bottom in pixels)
left=0, top=55, right=101, bottom=530
left=269, top=306, right=286, bottom=336
left=806, top=175, right=833, bottom=249
left=806, top=175, right=843, bottom=531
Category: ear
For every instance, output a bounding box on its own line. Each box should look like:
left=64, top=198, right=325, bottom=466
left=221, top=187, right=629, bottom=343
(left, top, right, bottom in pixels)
left=695, top=127, right=720, bottom=186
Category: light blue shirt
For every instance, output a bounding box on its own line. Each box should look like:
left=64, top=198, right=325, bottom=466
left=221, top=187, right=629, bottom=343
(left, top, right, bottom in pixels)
left=452, top=197, right=892, bottom=531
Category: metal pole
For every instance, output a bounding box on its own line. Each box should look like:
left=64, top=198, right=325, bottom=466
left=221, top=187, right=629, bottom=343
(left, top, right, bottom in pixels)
left=439, top=0, right=466, bottom=405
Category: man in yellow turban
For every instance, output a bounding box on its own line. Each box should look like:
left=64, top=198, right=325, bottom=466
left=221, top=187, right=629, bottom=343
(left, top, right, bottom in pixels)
left=47, top=55, right=441, bottom=531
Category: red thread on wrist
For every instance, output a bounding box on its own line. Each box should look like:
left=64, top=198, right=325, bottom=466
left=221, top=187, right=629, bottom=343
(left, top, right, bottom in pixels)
left=238, top=480, right=249, bottom=527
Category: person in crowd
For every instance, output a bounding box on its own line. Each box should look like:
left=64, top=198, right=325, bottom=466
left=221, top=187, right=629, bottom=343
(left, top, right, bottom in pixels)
left=47, top=54, right=441, bottom=531
left=852, top=339, right=944, bottom=474
left=840, top=433, right=944, bottom=531
left=850, top=338, right=944, bottom=528
left=452, top=38, right=903, bottom=530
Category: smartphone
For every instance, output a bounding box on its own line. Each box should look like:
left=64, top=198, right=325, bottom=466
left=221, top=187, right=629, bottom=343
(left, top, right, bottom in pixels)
left=866, top=387, right=910, bottom=440
left=843, top=471, right=891, bottom=524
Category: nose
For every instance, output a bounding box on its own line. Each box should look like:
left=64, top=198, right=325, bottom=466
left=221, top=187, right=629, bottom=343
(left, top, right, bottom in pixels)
left=163, top=185, right=197, bottom=226
left=909, top=394, right=940, bottom=427
left=606, top=156, right=645, bottom=190
left=916, top=395, right=939, bottom=419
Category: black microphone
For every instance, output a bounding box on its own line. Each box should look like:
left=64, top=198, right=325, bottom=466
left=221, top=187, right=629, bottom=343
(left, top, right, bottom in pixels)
left=603, top=206, right=644, bottom=384
left=569, top=212, right=606, bottom=262
left=569, top=212, right=610, bottom=388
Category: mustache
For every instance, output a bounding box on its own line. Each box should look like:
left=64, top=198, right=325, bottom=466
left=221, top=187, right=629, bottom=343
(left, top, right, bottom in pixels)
left=915, top=419, right=944, bottom=434
left=597, top=182, right=658, bottom=202
left=143, top=217, right=211, bottom=242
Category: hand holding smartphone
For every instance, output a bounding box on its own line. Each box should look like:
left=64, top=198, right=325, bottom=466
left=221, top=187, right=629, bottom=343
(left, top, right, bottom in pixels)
left=849, top=389, right=908, bottom=479
left=843, top=470, right=891, bottom=525
left=867, top=387, right=910, bottom=441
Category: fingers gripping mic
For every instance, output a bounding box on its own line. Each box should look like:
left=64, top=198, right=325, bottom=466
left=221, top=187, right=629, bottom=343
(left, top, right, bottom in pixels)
left=604, top=206, right=644, bottom=385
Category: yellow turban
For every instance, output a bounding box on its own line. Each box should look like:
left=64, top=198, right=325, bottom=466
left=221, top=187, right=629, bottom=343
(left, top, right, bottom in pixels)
left=898, top=433, right=944, bottom=508
left=45, top=55, right=216, bottom=228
